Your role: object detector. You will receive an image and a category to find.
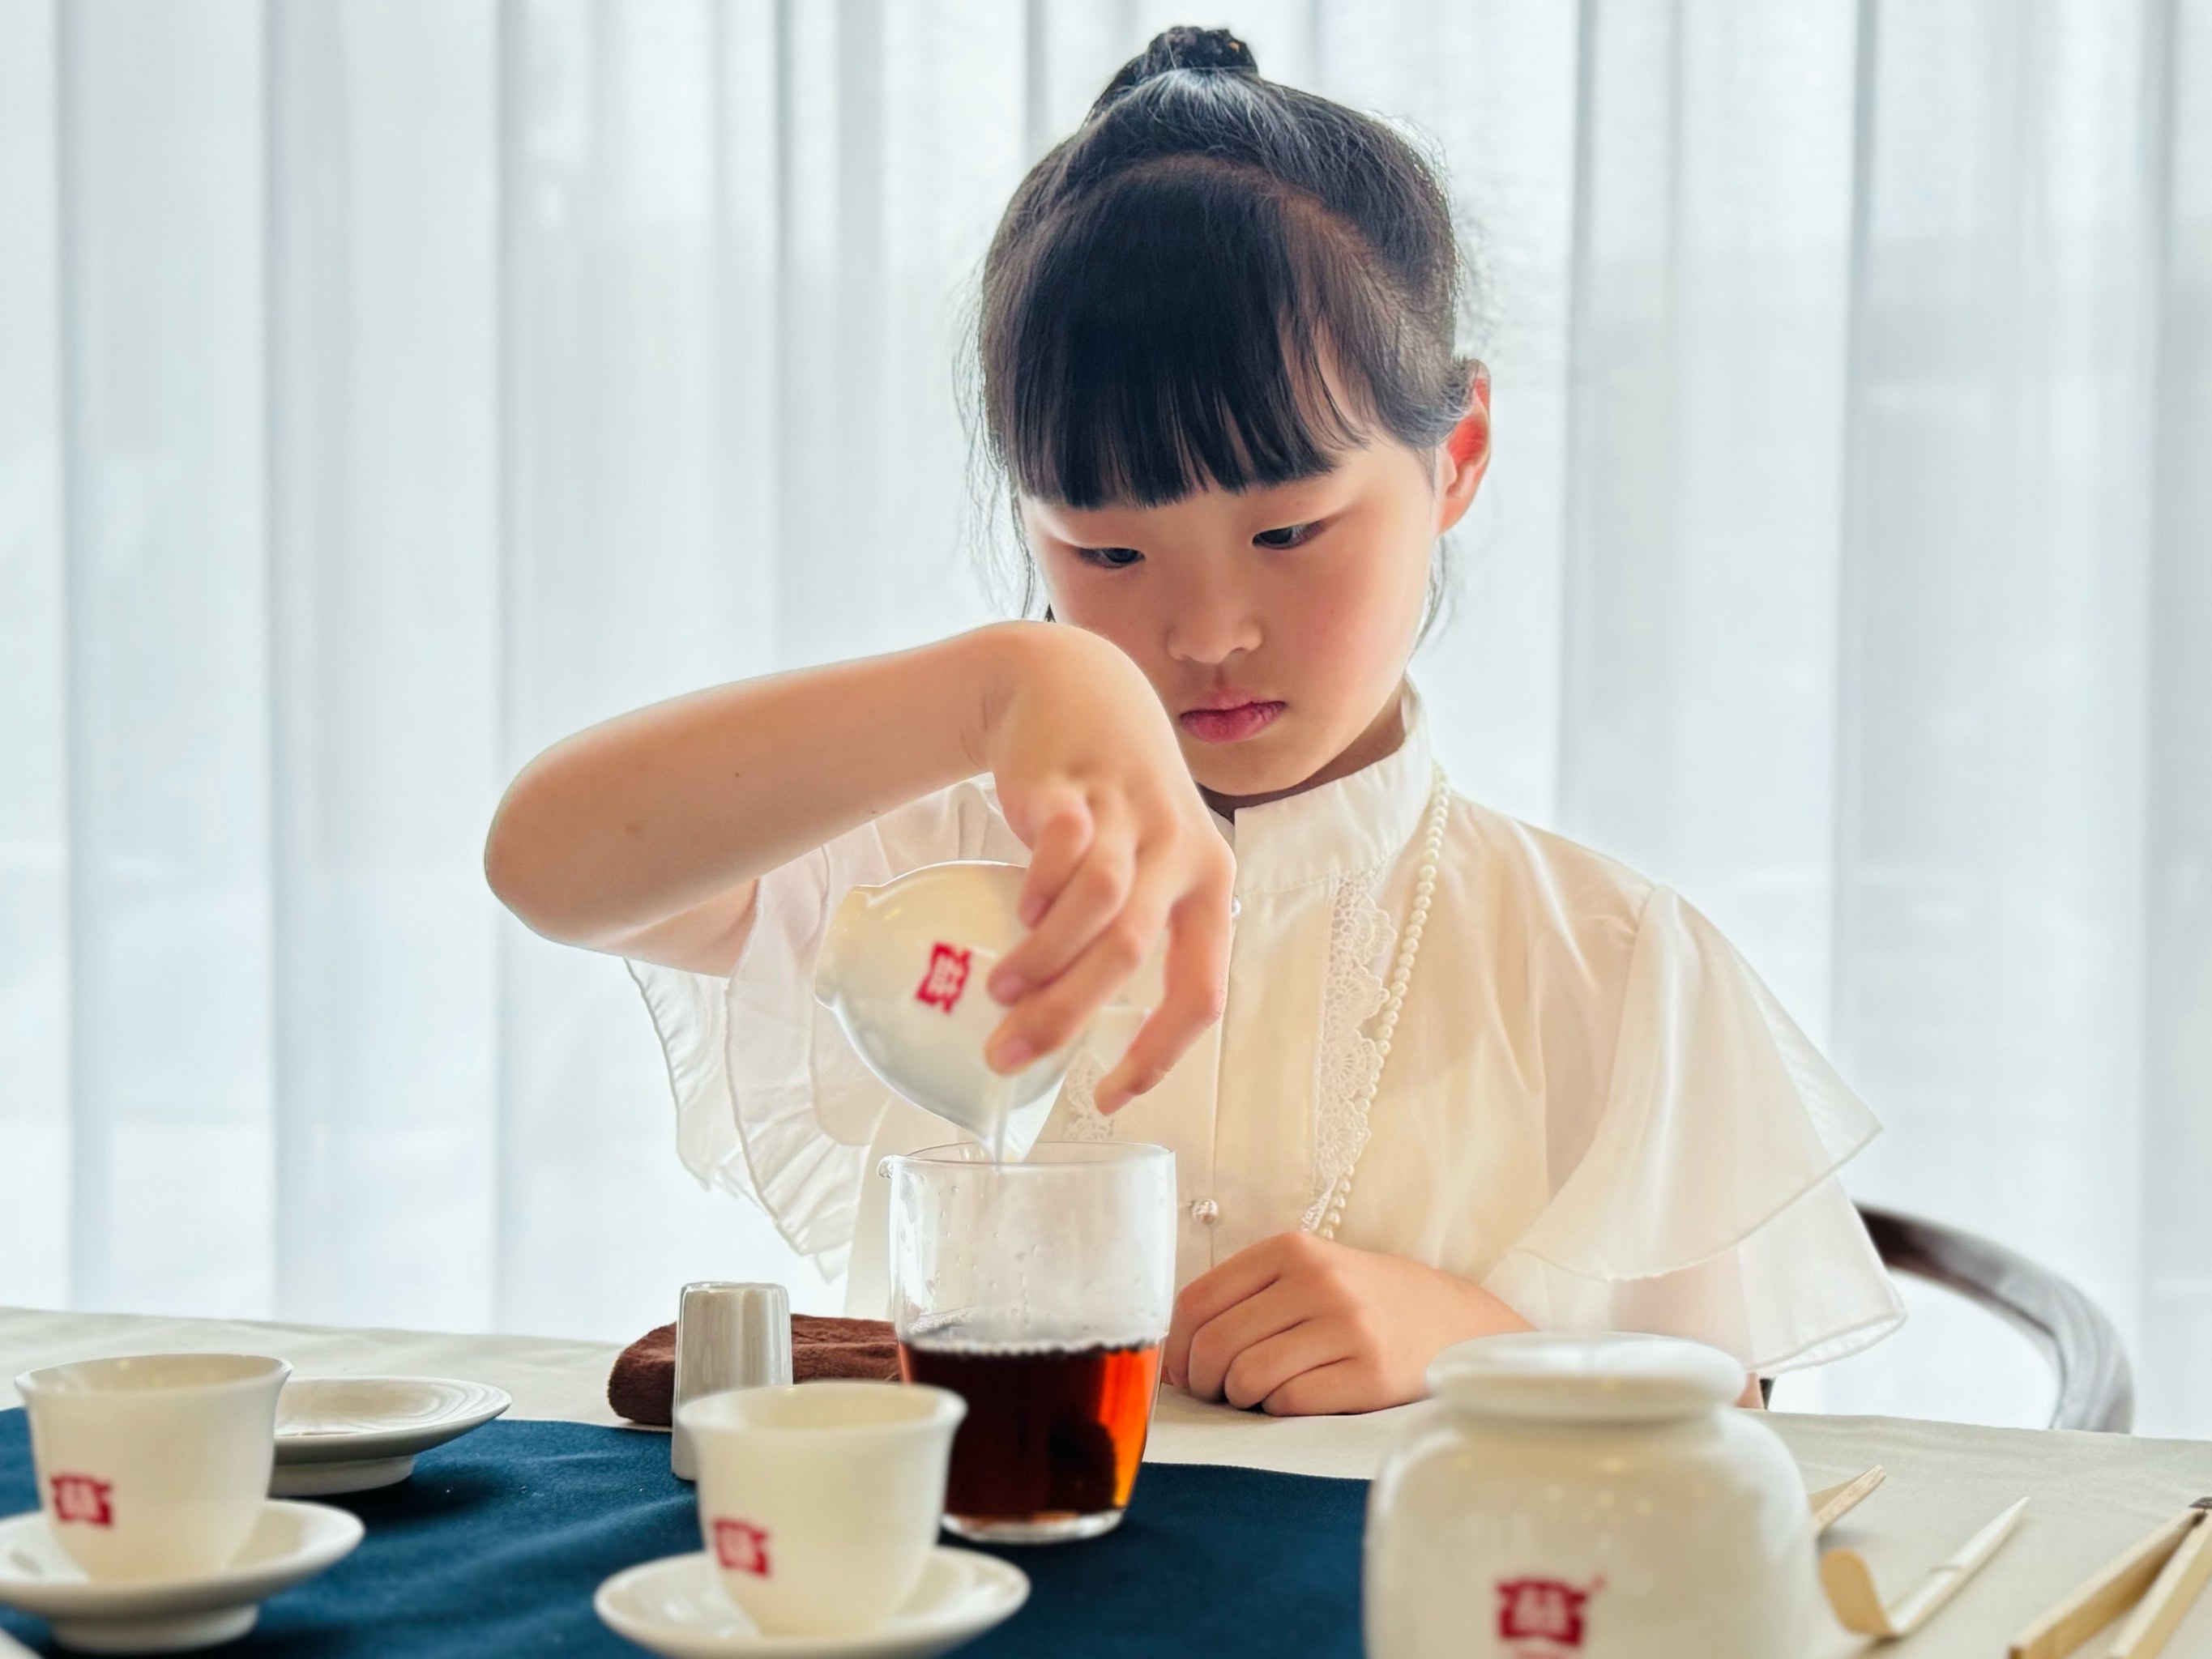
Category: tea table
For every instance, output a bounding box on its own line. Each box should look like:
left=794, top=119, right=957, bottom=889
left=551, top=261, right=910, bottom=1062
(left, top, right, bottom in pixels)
left=6, top=1304, right=2210, bottom=1656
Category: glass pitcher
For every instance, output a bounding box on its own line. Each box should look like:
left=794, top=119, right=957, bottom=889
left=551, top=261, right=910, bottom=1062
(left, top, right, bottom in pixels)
left=882, top=1141, right=1176, bottom=1542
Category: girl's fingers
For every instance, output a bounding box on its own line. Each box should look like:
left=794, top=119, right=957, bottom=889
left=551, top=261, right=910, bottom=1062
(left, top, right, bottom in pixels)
left=1260, top=1355, right=1367, bottom=1418
left=984, top=875, right=1167, bottom=1071
left=1181, top=1280, right=1308, bottom=1402
left=1164, top=1238, right=1292, bottom=1386
left=1009, top=790, right=1093, bottom=936
left=1093, top=877, right=1232, bottom=1112
left=1222, top=1321, right=1351, bottom=1413
left=988, top=818, right=1135, bottom=1001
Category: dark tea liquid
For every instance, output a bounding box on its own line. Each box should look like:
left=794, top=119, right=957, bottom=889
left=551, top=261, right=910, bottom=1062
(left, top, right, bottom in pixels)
left=898, top=1340, right=1162, bottom=1526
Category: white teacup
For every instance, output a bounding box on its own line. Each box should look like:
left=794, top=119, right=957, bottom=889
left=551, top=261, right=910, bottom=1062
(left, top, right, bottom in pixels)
left=677, top=1381, right=966, bottom=1636
left=813, top=861, right=1155, bottom=1146
left=14, top=1353, right=291, bottom=1583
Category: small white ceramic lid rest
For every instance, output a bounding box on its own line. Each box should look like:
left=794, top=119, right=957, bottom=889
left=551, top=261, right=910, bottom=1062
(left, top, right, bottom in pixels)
left=1427, top=1331, right=1746, bottom=1424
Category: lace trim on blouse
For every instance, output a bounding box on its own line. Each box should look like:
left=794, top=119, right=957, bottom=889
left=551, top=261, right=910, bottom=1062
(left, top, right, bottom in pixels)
left=1057, top=1047, right=1117, bottom=1142
left=1300, top=863, right=1397, bottom=1233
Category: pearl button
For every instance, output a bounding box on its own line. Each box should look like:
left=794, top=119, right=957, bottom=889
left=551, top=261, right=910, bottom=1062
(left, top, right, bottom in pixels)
left=1190, top=1198, right=1219, bottom=1226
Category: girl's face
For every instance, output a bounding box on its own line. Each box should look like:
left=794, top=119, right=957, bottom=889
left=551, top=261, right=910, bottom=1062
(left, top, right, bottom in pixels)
left=1024, top=392, right=1489, bottom=808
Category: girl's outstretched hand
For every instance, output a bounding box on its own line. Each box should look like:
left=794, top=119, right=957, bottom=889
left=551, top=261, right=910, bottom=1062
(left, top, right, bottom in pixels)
left=974, top=623, right=1235, bottom=1113
left=1163, top=1233, right=1531, bottom=1415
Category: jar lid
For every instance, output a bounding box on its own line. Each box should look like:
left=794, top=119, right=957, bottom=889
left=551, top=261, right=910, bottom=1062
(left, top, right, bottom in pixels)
left=1427, top=1332, right=1747, bottom=1424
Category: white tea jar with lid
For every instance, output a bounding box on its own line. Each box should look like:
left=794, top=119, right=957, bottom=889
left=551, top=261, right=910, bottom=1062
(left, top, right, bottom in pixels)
left=1364, top=1332, right=1819, bottom=1659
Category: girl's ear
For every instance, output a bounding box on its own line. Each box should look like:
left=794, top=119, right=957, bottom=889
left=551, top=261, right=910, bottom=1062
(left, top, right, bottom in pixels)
left=1437, top=361, right=1491, bottom=534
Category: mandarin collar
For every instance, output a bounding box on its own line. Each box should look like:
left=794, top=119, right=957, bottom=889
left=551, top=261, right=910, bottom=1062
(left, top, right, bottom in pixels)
left=1214, top=685, right=1437, bottom=895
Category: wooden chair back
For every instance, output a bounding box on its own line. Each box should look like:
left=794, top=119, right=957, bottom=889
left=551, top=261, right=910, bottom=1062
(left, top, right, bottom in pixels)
left=1854, top=1204, right=2133, bottom=1433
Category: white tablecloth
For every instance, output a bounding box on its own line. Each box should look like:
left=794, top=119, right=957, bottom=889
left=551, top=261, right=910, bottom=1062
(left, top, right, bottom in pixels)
left=7, top=1304, right=2209, bottom=1657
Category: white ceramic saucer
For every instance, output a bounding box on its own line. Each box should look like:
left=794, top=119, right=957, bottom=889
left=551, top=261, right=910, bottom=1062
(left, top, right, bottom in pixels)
left=271, top=1375, right=510, bottom=1495
left=595, top=1545, right=1029, bottom=1659
left=0, top=1499, right=362, bottom=1654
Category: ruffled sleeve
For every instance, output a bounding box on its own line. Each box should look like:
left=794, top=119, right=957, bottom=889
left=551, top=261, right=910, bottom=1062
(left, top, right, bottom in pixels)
left=1481, top=887, right=1905, bottom=1374
left=626, top=779, right=1028, bottom=1280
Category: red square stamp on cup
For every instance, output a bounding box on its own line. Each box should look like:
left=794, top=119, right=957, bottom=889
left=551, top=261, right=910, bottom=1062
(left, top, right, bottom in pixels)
left=913, top=943, right=973, bottom=1013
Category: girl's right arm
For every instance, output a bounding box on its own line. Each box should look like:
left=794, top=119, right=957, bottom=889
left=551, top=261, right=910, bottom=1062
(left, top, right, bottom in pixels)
left=484, top=621, right=1233, bottom=1111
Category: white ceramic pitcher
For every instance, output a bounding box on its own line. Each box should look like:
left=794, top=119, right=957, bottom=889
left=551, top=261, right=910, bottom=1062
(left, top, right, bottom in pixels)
left=813, top=861, right=1154, bottom=1152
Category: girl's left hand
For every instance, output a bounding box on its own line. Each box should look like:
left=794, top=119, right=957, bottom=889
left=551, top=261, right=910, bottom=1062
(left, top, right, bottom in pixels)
left=1163, top=1232, right=1531, bottom=1416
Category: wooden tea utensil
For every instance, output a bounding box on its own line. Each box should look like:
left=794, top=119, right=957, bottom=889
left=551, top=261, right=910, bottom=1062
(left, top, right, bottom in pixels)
left=2009, top=1498, right=2212, bottom=1659
left=1823, top=1495, right=2030, bottom=1640
left=1809, top=1465, right=1888, bottom=1534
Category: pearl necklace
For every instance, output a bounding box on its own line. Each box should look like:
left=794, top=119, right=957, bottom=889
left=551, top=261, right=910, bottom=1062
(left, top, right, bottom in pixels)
left=1313, top=765, right=1452, bottom=1243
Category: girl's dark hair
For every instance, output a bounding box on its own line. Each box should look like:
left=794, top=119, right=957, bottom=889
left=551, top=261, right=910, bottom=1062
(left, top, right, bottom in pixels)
left=977, top=25, right=1473, bottom=518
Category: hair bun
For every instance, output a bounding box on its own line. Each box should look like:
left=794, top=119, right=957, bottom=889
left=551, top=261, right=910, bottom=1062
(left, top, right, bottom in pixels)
left=1096, top=26, right=1259, bottom=109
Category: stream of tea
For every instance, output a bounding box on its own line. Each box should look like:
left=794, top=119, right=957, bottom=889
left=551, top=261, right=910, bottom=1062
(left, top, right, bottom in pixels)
left=977, top=1073, right=1014, bottom=1163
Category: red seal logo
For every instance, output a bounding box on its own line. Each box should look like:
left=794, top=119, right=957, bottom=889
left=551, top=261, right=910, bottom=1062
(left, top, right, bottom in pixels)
left=49, top=1473, right=115, bottom=1528
left=1496, top=1576, right=1597, bottom=1651
left=712, top=1518, right=772, bottom=1576
left=913, top=942, right=973, bottom=1013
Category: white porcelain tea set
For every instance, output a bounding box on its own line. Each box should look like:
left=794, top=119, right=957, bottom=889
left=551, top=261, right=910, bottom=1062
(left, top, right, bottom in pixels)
left=0, top=1351, right=1024, bottom=1659
left=0, top=1355, right=510, bottom=1653
left=0, top=863, right=1901, bottom=1657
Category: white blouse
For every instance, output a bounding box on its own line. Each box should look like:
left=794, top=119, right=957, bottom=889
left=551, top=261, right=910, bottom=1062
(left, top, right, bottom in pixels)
left=629, top=693, right=1904, bottom=1376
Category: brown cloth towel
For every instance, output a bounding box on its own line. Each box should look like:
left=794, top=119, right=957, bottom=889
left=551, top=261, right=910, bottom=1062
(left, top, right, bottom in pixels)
left=607, top=1314, right=902, bottom=1427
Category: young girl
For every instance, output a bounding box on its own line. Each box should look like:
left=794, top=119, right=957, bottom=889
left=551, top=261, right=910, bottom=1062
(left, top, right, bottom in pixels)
left=486, top=27, right=1902, bottom=1416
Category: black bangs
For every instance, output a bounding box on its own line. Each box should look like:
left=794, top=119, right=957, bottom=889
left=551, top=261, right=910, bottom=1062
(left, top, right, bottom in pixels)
left=989, top=162, right=1395, bottom=510
left=976, top=41, right=1471, bottom=519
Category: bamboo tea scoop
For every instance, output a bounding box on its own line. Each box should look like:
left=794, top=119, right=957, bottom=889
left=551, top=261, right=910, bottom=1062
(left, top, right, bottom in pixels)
left=1809, top=1465, right=1887, bottom=1534
left=1823, top=1495, right=2029, bottom=1640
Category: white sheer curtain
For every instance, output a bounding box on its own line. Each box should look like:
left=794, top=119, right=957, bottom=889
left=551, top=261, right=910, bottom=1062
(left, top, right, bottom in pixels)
left=2, top=0, right=2206, bottom=1433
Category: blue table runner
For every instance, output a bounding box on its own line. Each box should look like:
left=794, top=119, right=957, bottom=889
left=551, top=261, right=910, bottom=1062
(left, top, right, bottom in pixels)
left=0, top=1409, right=1367, bottom=1656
